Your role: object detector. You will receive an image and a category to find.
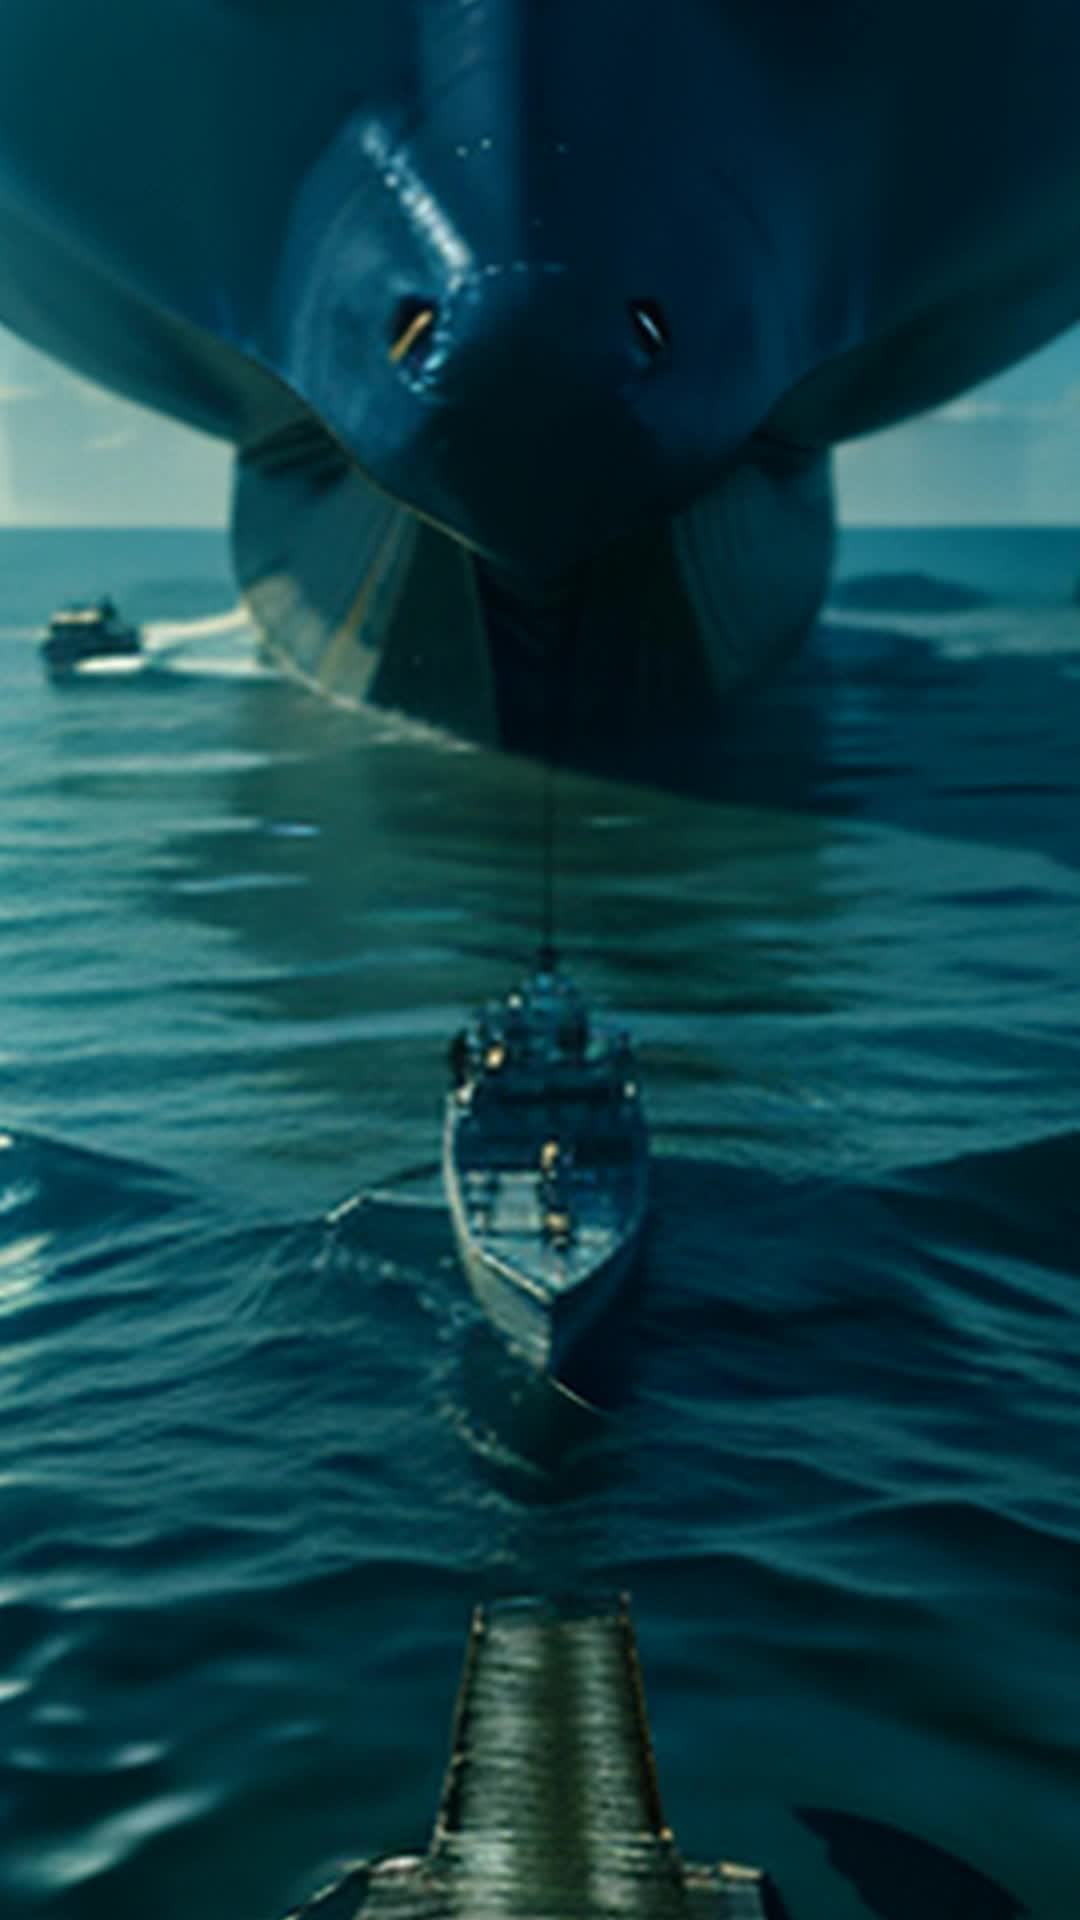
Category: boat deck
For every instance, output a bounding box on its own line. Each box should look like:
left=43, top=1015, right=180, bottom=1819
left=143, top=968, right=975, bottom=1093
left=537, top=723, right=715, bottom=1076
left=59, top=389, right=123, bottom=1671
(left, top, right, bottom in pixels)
left=443, top=960, right=649, bottom=1361
left=458, top=1163, right=640, bottom=1297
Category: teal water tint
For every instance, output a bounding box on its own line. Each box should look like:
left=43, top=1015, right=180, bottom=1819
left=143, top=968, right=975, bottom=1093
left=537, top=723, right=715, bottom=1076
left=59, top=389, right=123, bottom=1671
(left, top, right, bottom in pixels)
left=0, top=528, right=1078, bottom=1918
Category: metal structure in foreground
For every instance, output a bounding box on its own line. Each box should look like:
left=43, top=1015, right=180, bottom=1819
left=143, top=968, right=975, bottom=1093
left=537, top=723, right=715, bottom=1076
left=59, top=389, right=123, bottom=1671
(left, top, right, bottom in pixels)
left=284, top=1596, right=789, bottom=1920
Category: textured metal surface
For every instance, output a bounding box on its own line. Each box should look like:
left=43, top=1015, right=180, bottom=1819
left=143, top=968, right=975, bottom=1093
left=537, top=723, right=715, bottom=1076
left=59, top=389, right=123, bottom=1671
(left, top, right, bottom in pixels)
left=433, top=1600, right=684, bottom=1919
left=283, top=1599, right=783, bottom=1920
left=232, top=420, right=831, bottom=744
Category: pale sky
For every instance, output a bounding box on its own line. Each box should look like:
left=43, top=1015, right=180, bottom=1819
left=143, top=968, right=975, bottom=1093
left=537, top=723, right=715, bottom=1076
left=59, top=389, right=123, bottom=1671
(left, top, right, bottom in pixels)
left=3, top=318, right=1080, bottom=528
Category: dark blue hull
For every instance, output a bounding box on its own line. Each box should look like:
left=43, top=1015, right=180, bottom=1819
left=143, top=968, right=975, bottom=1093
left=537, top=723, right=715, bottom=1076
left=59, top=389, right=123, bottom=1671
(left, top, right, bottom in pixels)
left=3, top=5, right=1080, bottom=740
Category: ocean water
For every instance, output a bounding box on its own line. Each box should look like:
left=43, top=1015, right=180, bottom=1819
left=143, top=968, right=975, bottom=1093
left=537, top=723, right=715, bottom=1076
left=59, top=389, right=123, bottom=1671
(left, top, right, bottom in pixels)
left=0, top=525, right=1078, bottom=1919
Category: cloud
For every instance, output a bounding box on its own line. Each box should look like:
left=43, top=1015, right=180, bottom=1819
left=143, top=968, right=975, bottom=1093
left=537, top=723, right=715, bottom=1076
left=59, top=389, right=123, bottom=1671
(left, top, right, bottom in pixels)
left=0, top=382, right=42, bottom=406
left=86, top=426, right=140, bottom=453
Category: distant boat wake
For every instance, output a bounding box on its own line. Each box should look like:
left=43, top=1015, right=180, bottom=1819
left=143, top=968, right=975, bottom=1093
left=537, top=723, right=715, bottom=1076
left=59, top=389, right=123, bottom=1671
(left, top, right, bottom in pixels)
left=142, top=604, right=258, bottom=669
left=143, top=605, right=252, bottom=648
left=82, top=603, right=274, bottom=681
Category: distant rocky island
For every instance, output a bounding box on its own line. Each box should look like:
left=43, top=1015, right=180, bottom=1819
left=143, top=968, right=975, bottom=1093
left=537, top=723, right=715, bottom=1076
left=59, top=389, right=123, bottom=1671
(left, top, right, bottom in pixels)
left=830, top=571, right=992, bottom=614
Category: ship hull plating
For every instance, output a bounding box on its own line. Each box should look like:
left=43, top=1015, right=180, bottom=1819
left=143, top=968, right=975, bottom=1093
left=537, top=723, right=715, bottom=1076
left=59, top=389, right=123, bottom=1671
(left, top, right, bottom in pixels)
left=4, top=4, right=1080, bottom=742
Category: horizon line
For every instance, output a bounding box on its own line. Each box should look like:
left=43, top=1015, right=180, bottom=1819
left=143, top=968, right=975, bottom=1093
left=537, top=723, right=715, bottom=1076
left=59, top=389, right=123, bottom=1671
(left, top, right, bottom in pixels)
left=1, top=519, right=1079, bottom=535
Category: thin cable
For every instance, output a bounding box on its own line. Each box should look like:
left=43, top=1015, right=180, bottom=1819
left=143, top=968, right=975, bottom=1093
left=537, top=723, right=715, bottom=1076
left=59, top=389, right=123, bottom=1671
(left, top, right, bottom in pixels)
left=540, top=750, right=556, bottom=966
left=536, top=584, right=583, bottom=970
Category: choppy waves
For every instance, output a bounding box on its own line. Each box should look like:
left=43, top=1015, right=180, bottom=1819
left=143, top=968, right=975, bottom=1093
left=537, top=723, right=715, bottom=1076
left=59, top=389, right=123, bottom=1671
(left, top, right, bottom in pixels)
left=1, top=1119, right=1079, bottom=1914
left=0, top=529, right=1079, bottom=1917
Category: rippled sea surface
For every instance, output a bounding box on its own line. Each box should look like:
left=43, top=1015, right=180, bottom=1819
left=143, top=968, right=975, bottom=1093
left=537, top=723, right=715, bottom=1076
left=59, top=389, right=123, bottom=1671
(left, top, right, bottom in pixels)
left=1, top=525, right=1079, bottom=1920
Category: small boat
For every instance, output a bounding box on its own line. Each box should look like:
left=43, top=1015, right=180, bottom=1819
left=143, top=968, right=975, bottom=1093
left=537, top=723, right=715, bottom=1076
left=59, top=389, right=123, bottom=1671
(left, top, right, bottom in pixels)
left=40, top=596, right=142, bottom=678
left=443, top=952, right=648, bottom=1377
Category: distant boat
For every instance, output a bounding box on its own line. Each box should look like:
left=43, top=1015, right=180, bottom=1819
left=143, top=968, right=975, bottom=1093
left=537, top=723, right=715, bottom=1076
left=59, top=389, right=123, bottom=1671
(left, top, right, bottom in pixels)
left=40, top=598, right=142, bottom=679
left=443, top=954, right=648, bottom=1379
